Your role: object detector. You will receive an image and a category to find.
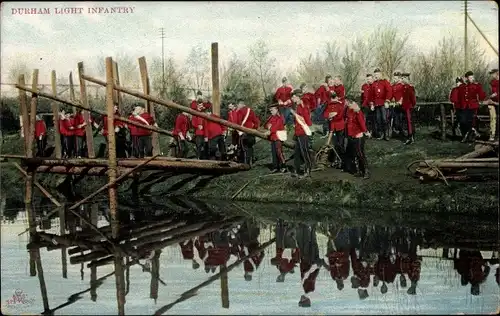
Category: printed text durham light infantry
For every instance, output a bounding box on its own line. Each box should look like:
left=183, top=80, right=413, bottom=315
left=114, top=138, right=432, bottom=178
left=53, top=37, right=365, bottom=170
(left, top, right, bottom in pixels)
left=11, top=7, right=135, bottom=15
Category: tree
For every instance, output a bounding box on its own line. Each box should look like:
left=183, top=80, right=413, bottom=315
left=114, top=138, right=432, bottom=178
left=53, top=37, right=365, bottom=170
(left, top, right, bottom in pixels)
left=369, top=24, right=409, bottom=81
left=220, top=54, right=261, bottom=108
left=338, top=38, right=372, bottom=98
left=114, top=52, right=139, bottom=88
left=248, top=40, right=278, bottom=99
left=184, top=44, right=210, bottom=95
left=7, top=58, right=32, bottom=84
left=297, top=52, right=327, bottom=88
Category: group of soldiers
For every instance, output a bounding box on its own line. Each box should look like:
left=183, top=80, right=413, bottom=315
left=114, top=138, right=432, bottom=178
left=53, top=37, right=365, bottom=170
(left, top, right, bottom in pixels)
left=449, top=69, right=499, bottom=142
left=173, top=221, right=496, bottom=308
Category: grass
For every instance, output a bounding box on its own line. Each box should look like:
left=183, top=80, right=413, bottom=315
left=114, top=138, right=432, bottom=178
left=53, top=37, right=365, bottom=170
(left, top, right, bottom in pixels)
left=0, top=126, right=498, bottom=216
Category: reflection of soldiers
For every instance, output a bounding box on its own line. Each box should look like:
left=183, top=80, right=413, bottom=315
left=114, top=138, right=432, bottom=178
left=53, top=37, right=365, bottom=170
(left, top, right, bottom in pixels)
left=271, top=220, right=300, bottom=282
left=394, top=228, right=422, bottom=295
left=325, top=226, right=351, bottom=291
left=204, top=231, right=231, bottom=273
left=467, top=251, right=490, bottom=296
left=350, top=248, right=371, bottom=300
left=234, top=221, right=265, bottom=281
left=495, top=267, right=499, bottom=287
left=296, top=224, right=322, bottom=308
left=179, top=239, right=200, bottom=270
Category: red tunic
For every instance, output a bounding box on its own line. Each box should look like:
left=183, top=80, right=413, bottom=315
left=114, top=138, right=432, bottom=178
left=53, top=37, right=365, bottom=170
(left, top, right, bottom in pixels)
left=333, top=84, right=346, bottom=104
left=34, top=120, right=47, bottom=138
left=327, top=250, right=350, bottom=280
left=375, top=255, right=397, bottom=283
left=173, top=114, right=190, bottom=137
left=460, top=82, right=486, bottom=110
left=204, top=114, right=227, bottom=140
left=205, top=246, right=230, bottom=266
left=361, top=83, right=372, bottom=107
left=350, top=250, right=371, bottom=288
left=468, top=257, right=488, bottom=285
left=194, top=237, right=207, bottom=260
left=275, top=85, right=293, bottom=107
left=60, top=118, right=74, bottom=136
left=302, top=92, right=316, bottom=110
left=449, top=86, right=464, bottom=110
left=324, top=101, right=345, bottom=131
left=293, top=104, right=312, bottom=137
left=392, top=82, right=405, bottom=103
left=315, top=85, right=335, bottom=106
left=402, top=84, right=417, bottom=110
left=73, top=113, right=86, bottom=137
left=300, top=261, right=320, bottom=294
left=241, top=243, right=265, bottom=273
left=134, top=113, right=155, bottom=136
left=407, top=258, right=421, bottom=282
left=102, top=114, right=125, bottom=137
left=190, top=100, right=212, bottom=111
left=191, top=116, right=205, bottom=137
left=264, top=114, right=285, bottom=141
left=370, top=79, right=393, bottom=106
left=490, top=79, right=499, bottom=102
left=179, top=240, right=194, bottom=260
left=345, top=108, right=367, bottom=137
left=236, top=107, right=260, bottom=129
left=227, top=109, right=238, bottom=124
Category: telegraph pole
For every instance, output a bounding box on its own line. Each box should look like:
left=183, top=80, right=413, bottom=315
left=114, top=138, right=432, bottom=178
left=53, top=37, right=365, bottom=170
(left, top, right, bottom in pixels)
left=464, top=0, right=468, bottom=71
left=159, top=28, right=166, bottom=96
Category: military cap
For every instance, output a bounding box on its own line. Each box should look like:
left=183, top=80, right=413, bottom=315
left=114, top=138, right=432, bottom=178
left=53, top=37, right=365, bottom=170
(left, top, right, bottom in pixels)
left=489, top=69, right=499, bottom=74
left=196, top=90, right=203, bottom=96
left=393, top=71, right=401, bottom=77
left=299, top=82, right=307, bottom=90
left=455, top=77, right=464, bottom=83
left=366, top=74, right=372, bottom=77
left=325, top=75, right=332, bottom=82
left=282, top=77, right=287, bottom=83
left=464, top=71, right=474, bottom=77
left=268, top=103, right=279, bottom=109
left=401, top=73, right=410, bottom=78
left=373, top=68, right=381, bottom=73
left=291, top=89, right=303, bottom=97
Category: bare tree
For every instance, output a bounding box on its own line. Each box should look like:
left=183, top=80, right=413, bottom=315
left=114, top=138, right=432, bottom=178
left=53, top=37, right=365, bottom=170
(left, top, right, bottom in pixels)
left=220, top=54, right=260, bottom=106
left=369, top=24, right=409, bottom=81
left=7, top=58, right=32, bottom=83
left=324, top=42, right=342, bottom=76
left=338, top=38, right=372, bottom=98
left=248, top=40, right=278, bottom=98
left=184, top=44, right=210, bottom=95
left=114, top=52, right=139, bottom=88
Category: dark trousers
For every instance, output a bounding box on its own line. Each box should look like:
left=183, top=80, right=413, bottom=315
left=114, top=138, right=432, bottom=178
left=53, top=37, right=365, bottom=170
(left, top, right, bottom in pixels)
left=403, top=108, right=415, bottom=137
left=345, top=136, right=368, bottom=175
left=174, top=136, right=189, bottom=158
left=62, top=135, right=73, bottom=158
left=374, top=106, right=388, bottom=137
left=293, top=135, right=312, bottom=174
left=453, top=109, right=462, bottom=134
left=230, top=130, right=239, bottom=146
left=36, top=137, right=47, bottom=157
left=271, top=141, right=286, bottom=170
left=362, top=107, right=375, bottom=133
left=208, top=135, right=226, bottom=161
left=239, top=134, right=256, bottom=165
left=131, top=135, right=152, bottom=158
left=75, top=136, right=86, bottom=157
left=105, top=138, right=127, bottom=158
left=195, top=135, right=207, bottom=160
left=458, top=108, right=475, bottom=137
left=390, top=107, right=404, bottom=133
left=331, top=130, right=345, bottom=165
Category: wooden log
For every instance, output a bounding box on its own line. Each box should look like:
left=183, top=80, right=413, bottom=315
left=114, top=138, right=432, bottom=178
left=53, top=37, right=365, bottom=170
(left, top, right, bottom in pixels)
left=138, top=57, right=160, bottom=156
left=28, top=69, right=39, bottom=157
left=112, top=61, right=123, bottom=113
left=38, top=232, right=106, bottom=250
left=220, top=263, right=229, bottom=308
left=18, top=74, right=30, bottom=152
left=69, top=72, right=76, bottom=112
left=71, top=251, right=110, bottom=264
left=34, top=249, right=50, bottom=313
left=418, top=162, right=498, bottom=169
left=77, top=62, right=95, bottom=158
left=458, top=145, right=495, bottom=159
left=79, top=74, right=295, bottom=149
left=475, top=139, right=499, bottom=147
left=12, top=162, right=62, bottom=207
left=150, top=250, right=161, bottom=302
left=51, top=71, right=62, bottom=158
left=88, top=255, right=114, bottom=268
left=125, top=222, right=207, bottom=249
left=34, top=165, right=136, bottom=176
left=15, top=84, right=175, bottom=137
left=59, top=206, right=68, bottom=278
left=211, top=43, right=220, bottom=116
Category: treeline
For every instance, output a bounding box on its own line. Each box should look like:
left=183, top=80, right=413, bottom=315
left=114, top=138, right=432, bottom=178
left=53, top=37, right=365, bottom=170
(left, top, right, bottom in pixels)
left=2, top=25, right=496, bottom=134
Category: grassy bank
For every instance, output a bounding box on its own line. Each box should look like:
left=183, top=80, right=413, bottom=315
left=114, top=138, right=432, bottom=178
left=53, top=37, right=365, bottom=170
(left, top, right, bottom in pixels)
left=1, top=126, right=498, bottom=215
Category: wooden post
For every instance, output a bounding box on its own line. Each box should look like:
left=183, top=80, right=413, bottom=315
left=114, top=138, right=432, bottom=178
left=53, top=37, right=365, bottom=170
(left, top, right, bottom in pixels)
left=139, top=57, right=160, bottom=155
left=18, top=75, right=30, bottom=152
left=450, top=109, right=456, bottom=137
left=51, top=71, right=62, bottom=159
left=69, top=72, right=76, bottom=113
left=220, top=263, right=229, bottom=308
left=112, top=61, right=123, bottom=114
left=106, top=57, right=126, bottom=315
left=28, top=69, right=39, bottom=157
left=440, top=103, right=446, bottom=141
left=59, top=205, right=68, bottom=278
left=211, top=43, right=220, bottom=116
left=34, top=250, right=50, bottom=313
left=90, top=203, right=98, bottom=302
left=78, top=62, right=95, bottom=158
left=150, top=250, right=161, bottom=302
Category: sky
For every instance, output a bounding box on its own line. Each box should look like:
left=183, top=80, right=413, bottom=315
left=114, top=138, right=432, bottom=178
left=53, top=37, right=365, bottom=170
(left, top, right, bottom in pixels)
left=2, top=217, right=499, bottom=315
left=0, top=1, right=499, bottom=96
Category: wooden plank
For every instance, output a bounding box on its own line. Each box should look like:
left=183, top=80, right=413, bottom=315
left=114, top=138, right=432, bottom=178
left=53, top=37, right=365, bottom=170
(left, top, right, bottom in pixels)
left=77, top=62, right=95, bottom=158
left=18, top=74, right=30, bottom=153
left=59, top=205, right=68, bottom=278
left=27, top=69, right=39, bottom=158
left=211, top=43, right=220, bottom=116
left=69, top=72, right=76, bottom=113
left=220, top=263, right=229, bottom=308
left=112, top=61, right=123, bottom=114
left=51, top=71, right=62, bottom=159
left=138, top=57, right=160, bottom=155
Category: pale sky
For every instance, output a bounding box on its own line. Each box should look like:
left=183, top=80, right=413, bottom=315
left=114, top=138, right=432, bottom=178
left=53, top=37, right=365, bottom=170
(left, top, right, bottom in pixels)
left=1, top=1, right=498, bottom=95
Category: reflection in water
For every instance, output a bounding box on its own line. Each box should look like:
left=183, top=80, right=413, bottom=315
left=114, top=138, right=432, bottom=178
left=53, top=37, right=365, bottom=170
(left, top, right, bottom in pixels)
left=1, top=198, right=499, bottom=315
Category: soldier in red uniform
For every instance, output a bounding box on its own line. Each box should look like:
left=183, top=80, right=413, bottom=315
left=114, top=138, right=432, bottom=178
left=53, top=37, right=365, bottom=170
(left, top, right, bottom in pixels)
left=274, top=77, right=294, bottom=126
left=234, top=221, right=264, bottom=281
left=450, top=77, right=465, bottom=138
left=204, top=231, right=231, bottom=273
left=369, top=68, right=393, bottom=140
left=333, top=76, right=346, bottom=105
left=73, top=110, right=88, bottom=158
left=191, top=103, right=207, bottom=160
left=271, top=220, right=300, bottom=283
left=391, top=72, right=405, bottom=138
left=300, top=83, right=317, bottom=150
left=135, top=106, right=157, bottom=157
left=226, top=102, right=239, bottom=155
left=361, top=74, right=375, bottom=134
left=236, top=99, right=260, bottom=166
left=34, top=115, right=47, bottom=157
left=376, top=252, right=397, bottom=295
left=290, top=90, right=313, bottom=178
left=59, top=112, right=75, bottom=158
left=344, top=101, right=371, bottom=179
left=324, top=226, right=351, bottom=291
left=296, top=224, right=322, bottom=308
left=314, top=75, right=336, bottom=136
left=264, top=104, right=287, bottom=173
left=459, top=71, right=486, bottom=143
left=179, top=239, right=200, bottom=270
left=172, top=112, right=191, bottom=158
left=350, top=247, right=371, bottom=300
left=324, top=91, right=346, bottom=169
left=467, top=251, right=491, bottom=296
left=204, top=108, right=227, bottom=161
left=401, top=73, right=417, bottom=145
left=190, top=91, right=212, bottom=111
left=486, top=69, right=499, bottom=141
left=99, top=104, right=126, bottom=158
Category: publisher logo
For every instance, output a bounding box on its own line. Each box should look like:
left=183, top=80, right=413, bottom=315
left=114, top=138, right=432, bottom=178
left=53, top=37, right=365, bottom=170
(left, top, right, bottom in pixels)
left=4, top=289, right=35, bottom=308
